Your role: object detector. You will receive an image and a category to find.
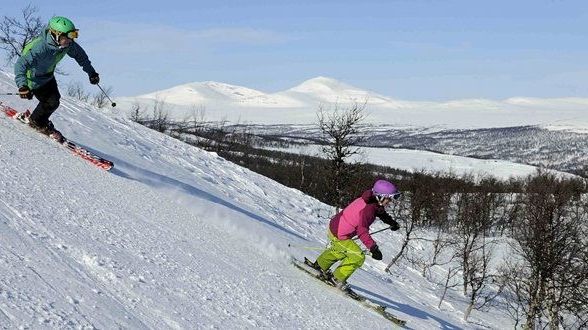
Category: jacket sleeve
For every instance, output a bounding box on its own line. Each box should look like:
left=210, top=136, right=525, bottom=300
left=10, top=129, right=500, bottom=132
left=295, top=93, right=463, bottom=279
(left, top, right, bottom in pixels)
left=361, top=189, right=373, bottom=203
left=357, top=211, right=376, bottom=250
left=376, top=207, right=400, bottom=230
left=376, top=207, right=393, bottom=225
left=14, top=48, right=36, bottom=88
left=67, top=42, right=96, bottom=75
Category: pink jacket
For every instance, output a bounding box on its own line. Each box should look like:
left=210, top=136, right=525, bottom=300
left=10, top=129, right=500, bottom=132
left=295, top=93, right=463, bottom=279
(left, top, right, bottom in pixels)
left=329, top=190, right=394, bottom=250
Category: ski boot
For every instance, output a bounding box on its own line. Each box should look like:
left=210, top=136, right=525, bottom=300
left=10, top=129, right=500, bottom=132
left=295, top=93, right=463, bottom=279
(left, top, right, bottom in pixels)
left=329, top=277, right=360, bottom=298
left=29, top=119, right=65, bottom=143
left=14, top=110, right=31, bottom=123
left=304, top=258, right=335, bottom=281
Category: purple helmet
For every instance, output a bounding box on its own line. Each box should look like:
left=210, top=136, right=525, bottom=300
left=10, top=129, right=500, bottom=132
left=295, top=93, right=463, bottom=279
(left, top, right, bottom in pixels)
left=372, top=179, right=401, bottom=200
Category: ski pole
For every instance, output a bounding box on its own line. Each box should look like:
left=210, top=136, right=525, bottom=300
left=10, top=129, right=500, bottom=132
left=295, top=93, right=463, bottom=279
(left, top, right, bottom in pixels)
left=96, top=83, right=116, bottom=107
left=0, top=93, right=20, bottom=96
left=287, top=243, right=325, bottom=251
left=352, top=226, right=391, bottom=241
left=289, top=226, right=394, bottom=250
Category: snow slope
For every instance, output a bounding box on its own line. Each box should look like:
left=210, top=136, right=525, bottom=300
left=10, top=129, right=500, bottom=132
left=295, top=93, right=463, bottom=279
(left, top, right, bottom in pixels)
left=116, top=76, right=588, bottom=131
left=1, top=71, right=512, bottom=328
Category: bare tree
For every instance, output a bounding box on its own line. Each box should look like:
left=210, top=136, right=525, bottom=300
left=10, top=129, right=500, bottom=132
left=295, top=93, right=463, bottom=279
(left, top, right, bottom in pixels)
left=92, top=85, right=113, bottom=108
left=317, top=101, right=367, bottom=208
left=422, top=224, right=458, bottom=279
left=171, top=104, right=205, bottom=135
left=564, top=196, right=588, bottom=329
left=451, top=190, right=501, bottom=321
left=227, top=123, right=255, bottom=156
left=0, top=4, right=43, bottom=63
left=462, top=235, right=500, bottom=321
left=385, top=196, right=415, bottom=272
left=129, top=102, right=145, bottom=123
left=299, top=156, right=306, bottom=188
left=386, top=171, right=453, bottom=272
left=399, top=225, right=457, bottom=280
left=509, top=173, right=587, bottom=329
left=438, top=266, right=461, bottom=309
left=188, top=103, right=206, bottom=124
left=149, top=97, right=170, bottom=133
left=497, top=259, right=528, bottom=329
left=66, top=81, right=90, bottom=102
left=208, top=118, right=228, bottom=153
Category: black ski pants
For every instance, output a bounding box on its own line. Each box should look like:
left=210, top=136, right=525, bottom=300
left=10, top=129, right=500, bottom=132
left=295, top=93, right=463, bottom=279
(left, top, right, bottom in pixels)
left=29, top=77, right=61, bottom=127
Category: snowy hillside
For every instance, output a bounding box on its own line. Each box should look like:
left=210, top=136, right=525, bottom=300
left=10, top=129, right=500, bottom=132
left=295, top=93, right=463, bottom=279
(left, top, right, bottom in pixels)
left=245, top=123, right=588, bottom=177
left=116, top=76, right=588, bottom=131
left=0, top=72, right=515, bottom=328
left=266, top=144, right=578, bottom=181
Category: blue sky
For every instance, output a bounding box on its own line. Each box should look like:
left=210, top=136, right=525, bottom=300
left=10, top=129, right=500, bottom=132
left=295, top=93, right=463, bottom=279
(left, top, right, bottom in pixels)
left=3, top=0, right=588, bottom=100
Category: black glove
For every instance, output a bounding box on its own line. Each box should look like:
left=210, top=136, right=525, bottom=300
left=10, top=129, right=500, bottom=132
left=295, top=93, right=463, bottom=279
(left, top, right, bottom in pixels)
left=18, top=86, right=33, bottom=100
left=389, top=220, right=400, bottom=231
left=89, top=72, right=100, bottom=85
left=370, top=245, right=383, bottom=260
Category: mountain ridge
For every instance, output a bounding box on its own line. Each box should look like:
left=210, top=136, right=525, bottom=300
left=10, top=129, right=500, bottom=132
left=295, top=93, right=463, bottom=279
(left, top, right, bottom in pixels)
left=114, top=75, right=588, bottom=129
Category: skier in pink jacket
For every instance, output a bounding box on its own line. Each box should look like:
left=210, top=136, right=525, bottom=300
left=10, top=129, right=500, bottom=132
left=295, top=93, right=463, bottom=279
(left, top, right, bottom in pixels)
left=312, top=179, right=401, bottom=289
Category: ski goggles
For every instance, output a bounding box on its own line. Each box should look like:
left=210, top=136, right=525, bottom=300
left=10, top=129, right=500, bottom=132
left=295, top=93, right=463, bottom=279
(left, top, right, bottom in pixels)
left=64, top=30, right=79, bottom=39
left=50, top=29, right=79, bottom=40
left=375, top=192, right=402, bottom=201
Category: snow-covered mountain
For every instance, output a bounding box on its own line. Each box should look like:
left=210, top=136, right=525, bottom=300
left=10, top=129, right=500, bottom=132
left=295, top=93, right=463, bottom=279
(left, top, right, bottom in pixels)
left=116, top=76, right=588, bottom=131
left=130, top=76, right=394, bottom=109
left=134, top=81, right=303, bottom=108
left=279, top=76, right=397, bottom=106
left=0, top=70, right=519, bottom=328
left=114, top=75, right=588, bottom=175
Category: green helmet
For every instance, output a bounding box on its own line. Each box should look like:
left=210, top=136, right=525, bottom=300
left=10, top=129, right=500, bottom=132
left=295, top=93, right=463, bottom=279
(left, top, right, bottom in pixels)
left=48, top=16, right=76, bottom=34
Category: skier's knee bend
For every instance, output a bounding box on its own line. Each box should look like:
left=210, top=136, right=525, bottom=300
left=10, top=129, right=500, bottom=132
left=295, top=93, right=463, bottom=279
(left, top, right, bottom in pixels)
left=349, top=251, right=366, bottom=267
left=358, top=253, right=366, bottom=266
left=44, top=96, right=60, bottom=111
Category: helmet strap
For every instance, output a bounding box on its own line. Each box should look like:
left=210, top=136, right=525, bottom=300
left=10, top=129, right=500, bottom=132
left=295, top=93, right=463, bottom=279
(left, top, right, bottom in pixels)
left=49, top=29, right=69, bottom=49
left=49, top=29, right=60, bottom=44
left=375, top=195, right=386, bottom=206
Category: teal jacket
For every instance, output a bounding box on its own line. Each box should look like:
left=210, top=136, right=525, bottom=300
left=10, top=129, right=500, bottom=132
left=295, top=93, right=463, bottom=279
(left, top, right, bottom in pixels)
left=14, top=29, right=96, bottom=90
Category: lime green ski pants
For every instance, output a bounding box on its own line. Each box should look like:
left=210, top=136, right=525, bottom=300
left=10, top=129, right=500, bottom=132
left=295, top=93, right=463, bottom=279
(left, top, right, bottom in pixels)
left=316, top=231, right=366, bottom=282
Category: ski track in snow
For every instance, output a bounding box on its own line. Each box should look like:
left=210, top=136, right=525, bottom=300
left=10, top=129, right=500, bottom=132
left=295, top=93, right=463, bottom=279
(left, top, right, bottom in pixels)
left=0, top=71, right=508, bottom=329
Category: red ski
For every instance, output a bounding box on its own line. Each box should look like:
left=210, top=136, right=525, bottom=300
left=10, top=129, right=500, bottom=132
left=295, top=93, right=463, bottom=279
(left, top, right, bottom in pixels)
left=1, top=102, right=114, bottom=171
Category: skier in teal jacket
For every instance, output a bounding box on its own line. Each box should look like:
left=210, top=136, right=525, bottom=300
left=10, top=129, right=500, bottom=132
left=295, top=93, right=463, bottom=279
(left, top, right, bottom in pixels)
left=14, top=16, right=99, bottom=140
